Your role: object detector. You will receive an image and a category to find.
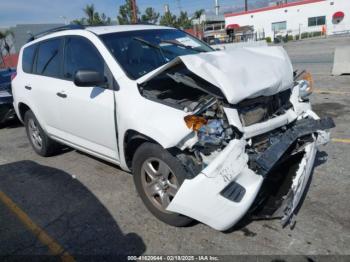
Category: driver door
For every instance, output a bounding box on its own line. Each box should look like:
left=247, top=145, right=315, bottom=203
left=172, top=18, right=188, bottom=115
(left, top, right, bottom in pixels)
left=54, top=36, right=118, bottom=162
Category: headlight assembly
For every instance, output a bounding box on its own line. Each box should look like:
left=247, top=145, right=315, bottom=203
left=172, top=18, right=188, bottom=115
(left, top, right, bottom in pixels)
left=298, top=71, right=314, bottom=100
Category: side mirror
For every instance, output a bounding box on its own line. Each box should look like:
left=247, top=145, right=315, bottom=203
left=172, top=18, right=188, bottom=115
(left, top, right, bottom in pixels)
left=74, top=70, right=107, bottom=87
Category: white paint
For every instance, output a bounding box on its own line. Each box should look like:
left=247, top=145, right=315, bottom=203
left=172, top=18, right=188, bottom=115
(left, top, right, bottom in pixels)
left=167, top=139, right=264, bottom=231
left=139, top=46, right=294, bottom=105
left=225, top=0, right=350, bottom=38
left=211, top=40, right=267, bottom=50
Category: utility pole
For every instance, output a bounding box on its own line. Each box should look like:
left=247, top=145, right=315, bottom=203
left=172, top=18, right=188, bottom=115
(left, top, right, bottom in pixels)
left=131, top=0, right=137, bottom=24
left=176, top=0, right=183, bottom=12
left=215, top=0, right=220, bottom=16
left=245, top=0, right=248, bottom=12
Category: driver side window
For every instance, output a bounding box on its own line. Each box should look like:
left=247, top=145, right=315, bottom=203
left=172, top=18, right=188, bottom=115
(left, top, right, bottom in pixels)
left=63, top=36, right=104, bottom=80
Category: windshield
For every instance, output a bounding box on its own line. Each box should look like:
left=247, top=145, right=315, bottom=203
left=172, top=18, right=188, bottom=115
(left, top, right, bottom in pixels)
left=100, top=29, right=213, bottom=79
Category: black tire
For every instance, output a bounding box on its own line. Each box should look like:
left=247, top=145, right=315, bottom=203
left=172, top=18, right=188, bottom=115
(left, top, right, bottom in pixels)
left=132, top=142, right=193, bottom=227
left=24, top=110, right=58, bottom=157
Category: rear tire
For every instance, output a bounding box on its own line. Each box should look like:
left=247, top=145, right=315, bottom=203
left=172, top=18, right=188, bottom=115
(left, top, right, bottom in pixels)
left=132, top=142, right=193, bottom=227
left=24, top=110, right=59, bottom=157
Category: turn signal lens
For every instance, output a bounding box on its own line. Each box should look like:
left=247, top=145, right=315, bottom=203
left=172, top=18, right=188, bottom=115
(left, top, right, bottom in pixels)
left=184, top=115, right=207, bottom=131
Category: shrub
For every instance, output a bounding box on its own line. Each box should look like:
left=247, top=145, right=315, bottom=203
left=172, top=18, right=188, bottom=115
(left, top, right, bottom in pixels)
left=301, top=32, right=309, bottom=39
left=287, top=35, right=294, bottom=41
left=312, top=31, right=322, bottom=37
left=295, top=35, right=300, bottom=40
left=265, top=36, right=272, bottom=43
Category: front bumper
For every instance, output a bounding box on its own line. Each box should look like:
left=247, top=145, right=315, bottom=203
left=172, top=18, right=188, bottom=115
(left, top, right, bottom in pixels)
left=167, top=116, right=334, bottom=231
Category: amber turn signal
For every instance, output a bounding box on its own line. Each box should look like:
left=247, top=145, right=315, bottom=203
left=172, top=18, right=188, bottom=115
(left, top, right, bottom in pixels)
left=184, top=115, right=207, bottom=131
left=302, top=71, right=314, bottom=92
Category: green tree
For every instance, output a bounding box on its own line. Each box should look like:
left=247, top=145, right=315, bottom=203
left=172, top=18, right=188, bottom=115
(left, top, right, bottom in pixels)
left=193, top=9, right=205, bottom=20
left=159, top=11, right=177, bottom=27
left=118, top=0, right=139, bottom=25
left=73, top=4, right=111, bottom=25
left=177, top=11, right=192, bottom=29
left=141, top=7, right=160, bottom=24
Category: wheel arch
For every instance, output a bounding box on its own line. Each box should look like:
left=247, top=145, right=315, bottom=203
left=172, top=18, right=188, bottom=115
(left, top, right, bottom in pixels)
left=123, top=129, right=160, bottom=170
left=18, top=102, right=31, bottom=122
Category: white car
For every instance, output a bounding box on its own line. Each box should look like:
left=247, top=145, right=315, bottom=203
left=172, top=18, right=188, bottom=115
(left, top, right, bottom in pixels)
left=12, top=25, right=334, bottom=231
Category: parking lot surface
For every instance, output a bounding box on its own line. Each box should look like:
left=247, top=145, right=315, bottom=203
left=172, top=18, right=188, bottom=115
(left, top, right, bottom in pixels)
left=0, top=36, right=349, bottom=257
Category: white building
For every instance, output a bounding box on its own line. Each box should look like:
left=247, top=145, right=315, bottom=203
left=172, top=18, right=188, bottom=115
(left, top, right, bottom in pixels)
left=225, top=0, right=350, bottom=39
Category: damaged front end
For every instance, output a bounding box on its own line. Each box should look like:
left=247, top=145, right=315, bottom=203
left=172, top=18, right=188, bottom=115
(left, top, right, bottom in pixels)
left=137, top=47, right=335, bottom=231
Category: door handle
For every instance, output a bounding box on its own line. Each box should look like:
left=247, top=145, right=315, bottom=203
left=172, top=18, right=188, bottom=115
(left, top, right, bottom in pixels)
left=25, top=85, right=32, bottom=90
left=56, top=92, right=67, bottom=98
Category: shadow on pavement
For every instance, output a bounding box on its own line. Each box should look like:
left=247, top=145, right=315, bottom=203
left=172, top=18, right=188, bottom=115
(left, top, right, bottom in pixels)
left=0, top=160, right=146, bottom=260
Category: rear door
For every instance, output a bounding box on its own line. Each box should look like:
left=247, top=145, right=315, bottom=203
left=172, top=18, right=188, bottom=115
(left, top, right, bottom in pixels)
left=29, top=37, right=65, bottom=135
left=53, top=36, right=118, bottom=162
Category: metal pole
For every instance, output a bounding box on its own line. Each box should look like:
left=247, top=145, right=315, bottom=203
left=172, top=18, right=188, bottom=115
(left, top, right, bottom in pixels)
left=215, top=0, right=220, bottom=16
left=245, top=0, right=248, bottom=12
left=131, top=0, right=137, bottom=24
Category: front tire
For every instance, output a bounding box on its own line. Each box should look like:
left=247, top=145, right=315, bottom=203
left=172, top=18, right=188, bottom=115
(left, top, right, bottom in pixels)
left=24, top=110, right=58, bottom=157
left=132, top=142, right=193, bottom=227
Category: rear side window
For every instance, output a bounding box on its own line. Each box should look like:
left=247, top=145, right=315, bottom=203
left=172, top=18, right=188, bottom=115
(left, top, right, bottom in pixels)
left=35, top=38, right=62, bottom=77
left=22, top=44, right=37, bottom=73
left=63, top=37, right=104, bottom=80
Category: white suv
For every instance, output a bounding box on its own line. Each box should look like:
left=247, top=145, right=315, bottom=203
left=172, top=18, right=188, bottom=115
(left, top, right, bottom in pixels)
left=12, top=25, right=334, bottom=231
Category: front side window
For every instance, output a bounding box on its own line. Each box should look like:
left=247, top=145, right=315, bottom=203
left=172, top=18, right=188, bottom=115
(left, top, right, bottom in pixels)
left=272, top=21, right=287, bottom=32
left=308, top=16, right=326, bottom=27
left=22, top=44, right=37, bottom=73
left=63, top=37, right=104, bottom=80
left=100, top=29, right=213, bottom=79
left=35, top=38, right=62, bottom=77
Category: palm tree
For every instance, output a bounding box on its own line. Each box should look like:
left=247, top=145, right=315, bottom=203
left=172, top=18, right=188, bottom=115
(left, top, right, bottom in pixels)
left=72, top=4, right=111, bottom=25
left=84, top=4, right=95, bottom=25
left=193, top=9, right=205, bottom=20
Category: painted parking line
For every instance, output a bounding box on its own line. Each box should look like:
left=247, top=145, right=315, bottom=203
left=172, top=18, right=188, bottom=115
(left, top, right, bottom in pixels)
left=0, top=191, right=75, bottom=262
left=314, top=89, right=350, bottom=95
left=332, top=138, right=350, bottom=144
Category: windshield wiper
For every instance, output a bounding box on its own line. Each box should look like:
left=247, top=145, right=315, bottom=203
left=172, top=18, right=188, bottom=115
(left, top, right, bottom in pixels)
left=160, top=39, right=206, bottom=53
left=132, top=37, right=176, bottom=60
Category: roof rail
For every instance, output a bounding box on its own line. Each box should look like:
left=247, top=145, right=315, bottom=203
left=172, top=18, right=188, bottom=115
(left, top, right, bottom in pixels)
left=27, top=24, right=85, bottom=43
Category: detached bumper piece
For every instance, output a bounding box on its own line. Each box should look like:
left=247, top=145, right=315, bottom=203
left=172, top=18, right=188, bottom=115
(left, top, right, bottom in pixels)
left=254, top=117, right=335, bottom=177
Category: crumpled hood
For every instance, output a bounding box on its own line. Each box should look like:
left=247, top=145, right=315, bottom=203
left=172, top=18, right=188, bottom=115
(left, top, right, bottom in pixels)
left=137, top=46, right=294, bottom=104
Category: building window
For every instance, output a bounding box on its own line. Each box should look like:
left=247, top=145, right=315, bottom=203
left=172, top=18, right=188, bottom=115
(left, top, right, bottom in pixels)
left=272, top=21, right=287, bottom=32
left=308, top=16, right=326, bottom=27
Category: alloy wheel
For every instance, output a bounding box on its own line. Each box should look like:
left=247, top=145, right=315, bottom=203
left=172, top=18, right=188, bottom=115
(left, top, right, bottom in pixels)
left=28, top=118, right=42, bottom=150
left=141, top=157, right=179, bottom=213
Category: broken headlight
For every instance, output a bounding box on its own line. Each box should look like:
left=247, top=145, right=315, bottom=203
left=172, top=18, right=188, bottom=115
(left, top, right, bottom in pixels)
left=184, top=99, right=236, bottom=156
left=297, top=71, right=314, bottom=100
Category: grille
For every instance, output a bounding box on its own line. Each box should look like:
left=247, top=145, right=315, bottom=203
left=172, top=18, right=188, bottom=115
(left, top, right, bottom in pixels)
left=237, top=89, right=292, bottom=126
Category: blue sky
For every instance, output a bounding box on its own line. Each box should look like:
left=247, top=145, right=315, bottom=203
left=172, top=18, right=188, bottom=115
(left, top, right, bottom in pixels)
left=0, top=0, right=270, bottom=27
